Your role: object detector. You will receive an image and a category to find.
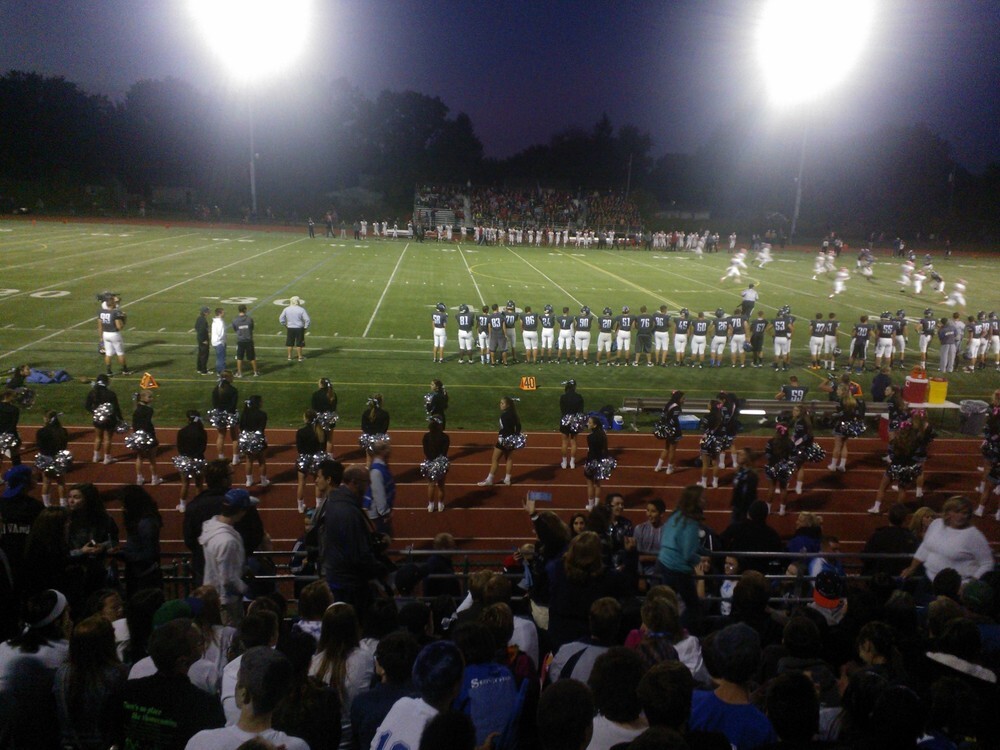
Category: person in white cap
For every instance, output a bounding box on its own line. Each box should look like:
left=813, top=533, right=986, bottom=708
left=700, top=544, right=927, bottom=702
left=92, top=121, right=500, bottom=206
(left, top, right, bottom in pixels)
left=279, top=296, right=311, bottom=362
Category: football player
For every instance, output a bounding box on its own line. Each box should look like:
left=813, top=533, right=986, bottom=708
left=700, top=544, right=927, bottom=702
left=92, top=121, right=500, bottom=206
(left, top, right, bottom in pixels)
left=431, top=302, right=448, bottom=363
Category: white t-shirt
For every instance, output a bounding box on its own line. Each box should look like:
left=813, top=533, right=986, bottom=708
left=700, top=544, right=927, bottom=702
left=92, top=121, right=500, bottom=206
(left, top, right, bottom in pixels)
left=221, top=654, right=243, bottom=726
left=915, top=518, right=995, bottom=582
left=185, top=724, right=309, bottom=750
left=370, top=696, right=438, bottom=750
left=586, top=714, right=647, bottom=750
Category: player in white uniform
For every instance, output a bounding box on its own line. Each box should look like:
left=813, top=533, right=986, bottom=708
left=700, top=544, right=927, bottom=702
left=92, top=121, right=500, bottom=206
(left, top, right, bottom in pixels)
left=944, top=279, right=967, bottom=309
left=455, top=304, right=475, bottom=363
left=811, top=251, right=827, bottom=280
left=614, top=306, right=633, bottom=365
left=431, top=303, right=448, bottom=363
left=720, top=250, right=747, bottom=282
left=824, top=250, right=836, bottom=274
left=540, top=305, right=556, bottom=362
left=912, top=268, right=926, bottom=295
left=898, top=260, right=914, bottom=291
left=755, top=243, right=773, bottom=268
left=728, top=232, right=737, bottom=251
left=830, top=267, right=849, bottom=298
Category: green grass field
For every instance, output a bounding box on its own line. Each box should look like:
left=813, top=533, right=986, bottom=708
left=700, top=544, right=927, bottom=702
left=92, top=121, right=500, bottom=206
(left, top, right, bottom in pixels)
left=1, top=219, right=996, bottom=432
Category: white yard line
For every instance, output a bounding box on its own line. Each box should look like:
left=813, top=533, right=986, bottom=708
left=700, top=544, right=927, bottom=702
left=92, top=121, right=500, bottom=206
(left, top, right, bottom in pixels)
left=0, top=232, right=199, bottom=272
left=504, top=246, right=583, bottom=306
left=457, top=243, right=486, bottom=306
left=362, top=242, right=409, bottom=337
left=0, top=236, right=308, bottom=361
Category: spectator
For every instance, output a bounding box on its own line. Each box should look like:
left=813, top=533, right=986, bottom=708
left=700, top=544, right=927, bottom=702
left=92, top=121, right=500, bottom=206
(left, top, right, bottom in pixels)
left=763, top=671, right=820, bottom=748
left=586, top=647, right=648, bottom=749
left=0, top=464, right=43, bottom=618
left=120, top=588, right=166, bottom=665
left=66, top=482, right=119, bottom=607
left=222, top=609, right=281, bottom=725
left=272, top=622, right=342, bottom=750
left=633, top=499, right=666, bottom=582
left=351, top=631, right=419, bottom=750
left=536, top=679, right=595, bottom=750
left=547, top=597, right=621, bottom=684
left=720, top=501, right=783, bottom=576
left=656, top=485, right=708, bottom=620
left=117, top=484, right=163, bottom=597
left=188, top=585, right=238, bottom=693
left=21, top=506, right=70, bottom=598
left=900, top=496, right=994, bottom=585
left=322, top=465, right=383, bottom=614
left=861, top=504, right=918, bottom=576
left=418, top=710, right=478, bottom=750
left=200, top=488, right=257, bottom=625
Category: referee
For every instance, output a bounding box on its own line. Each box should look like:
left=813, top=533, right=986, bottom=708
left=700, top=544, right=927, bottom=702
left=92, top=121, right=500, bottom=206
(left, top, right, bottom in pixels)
left=740, top=283, right=759, bottom=317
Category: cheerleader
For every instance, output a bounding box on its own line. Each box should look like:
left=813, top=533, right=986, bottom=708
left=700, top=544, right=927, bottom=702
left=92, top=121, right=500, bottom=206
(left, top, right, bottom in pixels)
left=129, top=389, right=161, bottom=486
left=583, top=416, right=615, bottom=510
left=425, top=379, right=449, bottom=429
left=0, top=389, right=22, bottom=473
left=884, top=385, right=910, bottom=445
left=653, top=390, right=685, bottom=474
left=210, top=370, right=240, bottom=463
left=239, top=395, right=269, bottom=487
left=478, top=396, right=523, bottom=487
left=868, top=422, right=924, bottom=513
left=828, top=385, right=866, bottom=472
left=310, top=378, right=339, bottom=455
left=35, top=410, right=70, bottom=507
left=84, top=373, right=122, bottom=465
left=697, top=400, right=725, bottom=488
left=174, top=410, right=207, bottom=512
left=974, top=391, right=1000, bottom=519
left=719, top=391, right=742, bottom=469
left=559, top=379, right=585, bottom=469
left=360, top=394, right=390, bottom=468
left=422, top=415, right=450, bottom=512
left=765, top=424, right=796, bottom=516
left=296, top=409, right=327, bottom=513
left=788, top=405, right=825, bottom=495
left=6, top=364, right=34, bottom=409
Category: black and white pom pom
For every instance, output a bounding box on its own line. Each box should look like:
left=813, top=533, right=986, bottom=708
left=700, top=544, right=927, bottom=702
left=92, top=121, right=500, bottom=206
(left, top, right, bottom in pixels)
left=171, top=455, right=206, bottom=478
left=92, top=402, right=115, bottom=428
left=561, top=412, right=588, bottom=435
left=207, top=409, right=240, bottom=429
left=115, top=420, right=130, bottom=435
left=699, top=433, right=721, bottom=456
left=584, top=456, right=617, bottom=481
left=358, top=432, right=390, bottom=452
left=420, top=455, right=451, bottom=483
left=765, top=458, right=797, bottom=482
left=498, top=433, right=527, bottom=451
left=313, top=411, right=339, bottom=430
left=887, top=462, right=922, bottom=486
left=13, top=387, right=35, bottom=409
left=238, top=430, right=267, bottom=456
left=296, top=451, right=331, bottom=474
left=124, top=430, right=156, bottom=450
left=795, top=442, right=826, bottom=464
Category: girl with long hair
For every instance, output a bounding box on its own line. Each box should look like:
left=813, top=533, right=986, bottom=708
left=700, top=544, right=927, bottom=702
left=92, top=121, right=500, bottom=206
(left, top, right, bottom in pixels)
left=84, top=373, right=122, bottom=465
left=209, top=370, right=240, bottom=463
left=174, top=409, right=208, bottom=511
left=584, top=415, right=615, bottom=510
left=238, top=394, right=269, bottom=487
left=117, top=485, right=162, bottom=597
left=53, top=613, right=128, bottom=750
left=308, top=603, right=374, bottom=750
left=765, top=425, right=796, bottom=516
left=698, top=400, right=724, bottom=488
left=66, top=483, right=119, bottom=603
left=128, top=389, right=160, bottom=486
left=296, top=408, right=328, bottom=513
left=653, top=390, right=684, bottom=474
left=829, top=384, right=865, bottom=472
left=188, top=585, right=237, bottom=690
left=789, top=404, right=825, bottom=496
left=478, top=396, right=523, bottom=487
left=311, top=377, right=339, bottom=455
left=35, top=409, right=70, bottom=507
left=868, top=419, right=931, bottom=514
left=719, top=391, right=742, bottom=469
left=422, top=415, right=451, bottom=513
left=425, top=379, right=449, bottom=429
left=655, top=485, right=707, bottom=621
left=22, top=507, right=70, bottom=598
left=0, top=388, right=22, bottom=475
left=558, top=379, right=585, bottom=469
left=359, top=393, right=390, bottom=468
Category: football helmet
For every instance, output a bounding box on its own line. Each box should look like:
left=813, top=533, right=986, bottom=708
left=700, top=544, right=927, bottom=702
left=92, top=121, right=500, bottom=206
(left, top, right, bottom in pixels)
left=436, top=302, right=446, bottom=312
left=602, top=307, right=613, bottom=316
left=923, top=308, right=933, bottom=317
left=622, top=305, right=630, bottom=314
left=581, top=306, right=590, bottom=315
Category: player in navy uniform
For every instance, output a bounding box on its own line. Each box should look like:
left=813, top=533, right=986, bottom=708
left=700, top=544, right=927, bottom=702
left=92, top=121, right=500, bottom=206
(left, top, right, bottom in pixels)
left=775, top=376, right=808, bottom=402
left=874, top=311, right=896, bottom=371
left=690, top=311, right=710, bottom=368
left=709, top=308, right=729, bottom=368
left=849, top=316, right=873, bottom=374
left=98, top=295, right=132, bottom=376
left=520, top=306, right=539, bottom=364
left=456, top=304, right=475, bottom=364
left=673, top=309, right=691, bottom=366
left=917, top=308, right=937, bottom=369
left=727, top=308, right=747, bottom=368
left=488, top=304, right=507, bottom=366
left=540, top=305, right=556, bottom=363
left=573, top=306, right=593, bottom=365
left=769, top=305, right=793, bottom=371
left=557, top=307, right=575, bottom=364
left=614, top=306, right=634, bottom=366
left=749, top=311, right=768, bottom=368
left=596, top=307, right=615, bottom=366
left=634, top=305, right=654, bottom=366
left=431, top=302, right=448, bottom=363
left=477, top=306, right=490, bottom=364
left=808, top=313, right=827, bottom=370
left=503, top=301, right=519, bottom=363
left=892, top=310, right=909, bottom=370
left=653, top=306, right=671, bottom=366
left=823, top=313, right=840, bottom=370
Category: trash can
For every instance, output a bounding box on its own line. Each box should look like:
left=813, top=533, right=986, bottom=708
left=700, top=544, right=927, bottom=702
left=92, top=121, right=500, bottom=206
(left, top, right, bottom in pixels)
left=959, top=400, right=989, bottom=436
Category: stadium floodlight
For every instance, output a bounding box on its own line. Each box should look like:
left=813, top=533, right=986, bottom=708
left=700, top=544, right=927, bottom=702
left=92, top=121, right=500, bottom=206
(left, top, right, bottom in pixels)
left=188, top=0, right=313, bottom=217
left=756, top=0, right=876, bottom=107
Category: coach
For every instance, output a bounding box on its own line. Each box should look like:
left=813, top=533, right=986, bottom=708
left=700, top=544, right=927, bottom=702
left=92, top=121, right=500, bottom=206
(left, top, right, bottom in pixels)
left=280, top=296, right=311, bottom=362
left=740, top=283, right=758, bottom=317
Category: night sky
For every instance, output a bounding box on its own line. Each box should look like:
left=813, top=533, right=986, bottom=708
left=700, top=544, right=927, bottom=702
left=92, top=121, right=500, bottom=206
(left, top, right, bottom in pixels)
left=2, top=0, right=998, bottom=170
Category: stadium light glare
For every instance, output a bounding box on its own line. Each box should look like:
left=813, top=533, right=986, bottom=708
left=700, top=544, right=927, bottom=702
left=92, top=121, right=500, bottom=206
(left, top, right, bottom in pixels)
left=756, top=0, right=876, bottom=107
left=188, top=0, right=312, bottom=81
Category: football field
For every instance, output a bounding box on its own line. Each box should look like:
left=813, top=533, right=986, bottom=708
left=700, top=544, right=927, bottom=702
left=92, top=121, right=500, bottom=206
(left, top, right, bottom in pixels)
left=1, top=219, right=996, bottom=432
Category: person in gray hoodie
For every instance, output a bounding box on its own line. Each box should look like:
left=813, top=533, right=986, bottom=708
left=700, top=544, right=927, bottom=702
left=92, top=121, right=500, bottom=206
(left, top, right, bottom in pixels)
left=200, top=488, right=257, bottom=625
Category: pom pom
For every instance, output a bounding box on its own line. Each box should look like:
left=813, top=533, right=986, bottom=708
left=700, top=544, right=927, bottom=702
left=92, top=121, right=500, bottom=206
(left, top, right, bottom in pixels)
left=420, top=455, right=451, bottom=483
left=887, top=462, right=923, bottom=486
left=13, top=387, right=35, bottom=409
left=560, top=412, right=588, bottom=435
left=171, top=455, right=206, bottom=478
left=699, top=433, right=721, bottom=456
left=207, top=409, right=239, bottom=428
left=237, top=430, right=267, bottom=456
left=765, top=458, right=797, bottom=482
left=653, top=419, right=681, bottom=441
left=124, top=430, right=156, bottom=451
left=358, top=432, right=390, bottom=452
left=498, top=433, right=527, bottom=451
left=0, top=432, right=21, bottom=455
left=296, top=451, right=331, bottom=474
left=92, top=402, right=116, bottom=428
left=980, top=439, right=1000, bottom=463
left=313, top=411, right=339, bottom=430
left=115, top=420, right=130, bottom=435
left=795, top=442, right=827, bottom=464
left=584, top=456, right=617, bottom=480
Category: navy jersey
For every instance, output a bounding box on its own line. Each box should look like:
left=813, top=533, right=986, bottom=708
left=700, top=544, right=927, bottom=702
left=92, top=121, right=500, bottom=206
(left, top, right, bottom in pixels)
left=540, top=313, right=555, bottom=329
left=810, top=320, right=826, bottom=337
left=615, top=314, right=634, bottom=332
left=675, top=318, right=691, bottom=334
left=751, top=318, right=769, bottom=336
left=692, top=319, right=710, bottom=336
left=477, top=313, right=489, bottom=333
left=729, top=316, right=746, bottom=335
left=457, top=312, right=474, bottom=331
left=575, top=314, right=593, bottom=331
left=558, top=314, right=574, bottom=331
left=489, top=312, right=504, bottom=330
left=712, top=319, right=729, bottom=336
left=521, top=312, right=538, bottom=331
left=432, top=311, right=448, bottom=328
left=877, top=321, right=896, bottom=338
left=782, top=385, right=809, bottom=402
left=503, top=311, right=519, bottom=330
left=919, top=317, right=936, bottom=335
left=894, top=319, right=907, bottom=335
left=598, top=315, right=615, bottom=333
left=99, top=308, right=124, bottom=333
left=972, top=321, right=985, bottom=339
left=854, top=323, right=872, bottom=342
left=653, top=312, right=671, bottom=332
left=772, top=317, right=791, bottom=338
left=636, top=313, right=653, bottom=333
left=827, top=319, right=839, bottom=336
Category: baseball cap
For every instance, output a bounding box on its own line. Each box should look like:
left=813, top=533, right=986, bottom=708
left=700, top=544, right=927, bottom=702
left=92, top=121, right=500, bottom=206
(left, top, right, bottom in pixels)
left=813, top=571, right=845, bottom=609
left=223, top=488, right=259, bottom=510
left=2, top=465, right=32, bottom=499
left=200, top=306, right=210, bottom=314
left=152, top=599, right=193, bottom=629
